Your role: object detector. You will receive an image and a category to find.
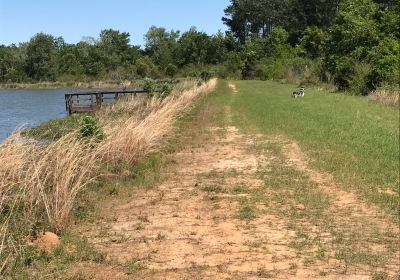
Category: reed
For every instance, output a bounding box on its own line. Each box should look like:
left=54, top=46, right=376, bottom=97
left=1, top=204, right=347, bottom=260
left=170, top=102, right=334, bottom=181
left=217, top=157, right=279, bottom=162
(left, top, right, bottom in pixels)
left=99, top=79, right=216, bottom=164
left=369, top=87, right=399, bottom=106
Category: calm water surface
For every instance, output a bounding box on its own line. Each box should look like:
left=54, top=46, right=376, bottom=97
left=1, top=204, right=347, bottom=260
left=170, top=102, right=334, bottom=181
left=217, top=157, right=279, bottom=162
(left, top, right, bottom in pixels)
left=0, top=88, right=87, bottom=142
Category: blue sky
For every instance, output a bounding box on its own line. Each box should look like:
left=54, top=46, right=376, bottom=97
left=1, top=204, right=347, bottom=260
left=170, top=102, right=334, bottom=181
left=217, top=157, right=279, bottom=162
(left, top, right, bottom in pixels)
left=0, top=0, right=230, bottom=46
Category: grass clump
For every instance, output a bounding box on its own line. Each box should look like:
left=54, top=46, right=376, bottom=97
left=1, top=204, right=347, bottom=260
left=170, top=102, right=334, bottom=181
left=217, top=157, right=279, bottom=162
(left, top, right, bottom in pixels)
left=257, top=267, right=273, bottom=278
left=6, top=233, right=104, bottom=279
left=125, top=257, right=147, bottom=275
left=201, top=184, right=225, bottom=193
left=238, top=205, right=256, bottom=220
left=369, top=86, right=399, bottom=106
left=232, top=185, right=248, bottom=194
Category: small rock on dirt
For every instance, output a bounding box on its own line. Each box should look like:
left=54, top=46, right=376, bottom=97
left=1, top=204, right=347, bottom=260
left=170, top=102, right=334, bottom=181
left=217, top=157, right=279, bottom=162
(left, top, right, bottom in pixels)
left=29, top=232, right=61, bottom=252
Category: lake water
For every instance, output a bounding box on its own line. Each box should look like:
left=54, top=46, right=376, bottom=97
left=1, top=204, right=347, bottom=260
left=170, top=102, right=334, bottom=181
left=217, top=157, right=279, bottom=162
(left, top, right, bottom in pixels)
left=0, top=88, right=87, bottom=142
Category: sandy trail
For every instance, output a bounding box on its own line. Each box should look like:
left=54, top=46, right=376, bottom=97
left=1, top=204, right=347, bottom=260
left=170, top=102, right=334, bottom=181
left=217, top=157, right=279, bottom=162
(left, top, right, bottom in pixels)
left=77, top=127, right=302, bottom=279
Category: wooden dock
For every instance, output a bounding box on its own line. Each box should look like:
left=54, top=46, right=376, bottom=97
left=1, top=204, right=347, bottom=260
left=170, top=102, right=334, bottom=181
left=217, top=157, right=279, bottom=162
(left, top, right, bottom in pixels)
left=65, top=88, right=148, bottom=115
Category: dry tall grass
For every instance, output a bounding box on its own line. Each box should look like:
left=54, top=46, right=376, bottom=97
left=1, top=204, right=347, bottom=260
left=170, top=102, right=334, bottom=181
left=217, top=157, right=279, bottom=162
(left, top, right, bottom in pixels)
left=99, top=79, right=216, bottom=164
left=0, top=79, right=216, bottom=274
left=0, top=133, right=101, bottom=275
left=369, top=87, right=400, bottom=106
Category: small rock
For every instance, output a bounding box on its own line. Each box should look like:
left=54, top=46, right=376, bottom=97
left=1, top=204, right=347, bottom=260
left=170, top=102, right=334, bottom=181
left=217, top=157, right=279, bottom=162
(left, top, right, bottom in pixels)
left=296, top=204, right=306, bottom=210
left=31, top=232, right=61, bottom=252
left=110, top=236, right=118, bottom=243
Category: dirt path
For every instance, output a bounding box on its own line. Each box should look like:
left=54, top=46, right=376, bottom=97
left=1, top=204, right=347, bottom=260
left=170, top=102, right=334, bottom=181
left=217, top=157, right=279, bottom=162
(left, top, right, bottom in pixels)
left=69, top=84, right=399, bottom=279
left=73, top=126, right=299, bottom=279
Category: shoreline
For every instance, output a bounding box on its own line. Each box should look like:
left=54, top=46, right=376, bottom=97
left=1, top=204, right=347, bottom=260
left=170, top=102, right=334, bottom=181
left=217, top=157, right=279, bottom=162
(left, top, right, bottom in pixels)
left=0, top=80, right=137, bottom=90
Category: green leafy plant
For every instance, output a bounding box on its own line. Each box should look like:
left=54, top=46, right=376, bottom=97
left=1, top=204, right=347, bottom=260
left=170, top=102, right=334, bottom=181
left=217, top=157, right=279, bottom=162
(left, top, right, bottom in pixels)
left=79, top=116, right=104, bottom=140
left=143, top=77, right=155, bottom=93
left=200, top=70, right=214, bottom=81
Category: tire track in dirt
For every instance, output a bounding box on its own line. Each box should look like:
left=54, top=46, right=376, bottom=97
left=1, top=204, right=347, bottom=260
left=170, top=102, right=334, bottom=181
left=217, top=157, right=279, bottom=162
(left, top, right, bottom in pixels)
left=228, top=82, right=238, bottom=94
left=281, top=140, right=399, bottom=277
left=282, top=141, right=398, bottom=232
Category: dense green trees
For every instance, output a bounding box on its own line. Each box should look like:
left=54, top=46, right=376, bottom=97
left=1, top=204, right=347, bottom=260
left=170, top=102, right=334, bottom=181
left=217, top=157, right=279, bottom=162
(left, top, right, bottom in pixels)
left=25, top=33, right=59, bottom=81
left=144, top=26, right=179, bottom=70
left=0, top=44, right=27, bottom=82
left=222, top=0, right=399, bottom=94
left=0, top=0, right=398, bottom=95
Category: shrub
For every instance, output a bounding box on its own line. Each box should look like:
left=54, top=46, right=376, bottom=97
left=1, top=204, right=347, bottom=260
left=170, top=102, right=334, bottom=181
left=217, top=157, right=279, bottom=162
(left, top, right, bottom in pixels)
left=79, top=116, right=104, bottom=140
left=348, top=62, right=372, bottom=95
left=143, top=77, right=156, bottom=93
left=200, top=69, right=214, bottom=81
left=330, top=56, right=354, bottom=90
left=260, top=56, right=292, bottom=81
left=368, top=37, right=400, bottom=88
left=165, top=63, right=178, bottom=77
left=136, top=56, right=155, bottom=78
left=159, top=80, right=174, bottom=98
left=217, top=52, right=243, bottom=79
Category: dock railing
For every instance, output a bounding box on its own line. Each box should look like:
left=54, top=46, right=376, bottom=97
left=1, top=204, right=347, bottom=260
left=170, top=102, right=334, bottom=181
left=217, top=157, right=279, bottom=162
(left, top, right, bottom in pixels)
left=65, top=88, right=148, bottom=115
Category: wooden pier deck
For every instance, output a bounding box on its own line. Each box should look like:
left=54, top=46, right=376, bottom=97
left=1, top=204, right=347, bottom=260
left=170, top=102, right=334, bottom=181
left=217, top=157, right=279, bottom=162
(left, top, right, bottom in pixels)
left=65, top=88, right=148, bottom=115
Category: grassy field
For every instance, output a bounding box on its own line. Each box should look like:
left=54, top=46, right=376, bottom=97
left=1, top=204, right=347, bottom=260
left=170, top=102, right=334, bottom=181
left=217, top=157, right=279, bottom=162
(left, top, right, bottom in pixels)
left=213, top=80, right=399, bottom=216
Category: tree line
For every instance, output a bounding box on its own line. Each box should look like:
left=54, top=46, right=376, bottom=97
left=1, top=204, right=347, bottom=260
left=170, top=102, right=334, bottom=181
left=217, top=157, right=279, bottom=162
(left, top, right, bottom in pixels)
left=0, top=0, right=398, bottom=95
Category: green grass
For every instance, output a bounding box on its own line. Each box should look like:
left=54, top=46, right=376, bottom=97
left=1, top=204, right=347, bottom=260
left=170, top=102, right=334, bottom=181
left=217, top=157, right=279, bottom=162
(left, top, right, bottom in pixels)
left=238, top=205, right=256, bottom=220
left=22, top=114, right=89, bottom=141
left=125, top=257, right=147, bottom=275
left=212, top=80, right=399, bottom=215
left=7, top=232, right=105, bottom=279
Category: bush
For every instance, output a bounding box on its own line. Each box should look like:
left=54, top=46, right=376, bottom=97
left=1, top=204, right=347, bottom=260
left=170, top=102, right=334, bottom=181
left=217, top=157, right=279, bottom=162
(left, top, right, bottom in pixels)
left=165, top=63, right=178, bottom=77
left=23, top=115, right=83, bottom=141
left=79, top=116, right=104, bottom=140
left=331, top=57, right=375, bottom=94
left=143, top=77, right=155, bottom=92
left=260, top=57, right=291, bottom=81
left=368, top=37, right=400, bottom=88
left=159, top=80, right=174, bottom=98
left=217, top=52, right=243, bottom=79
left=348, top=62, right=372, bottom=95
left=136, top=56, right=156, bottom=78
left=200, top=69, right=214, bottom=81
left=329, top=56, right=354, bottom=90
